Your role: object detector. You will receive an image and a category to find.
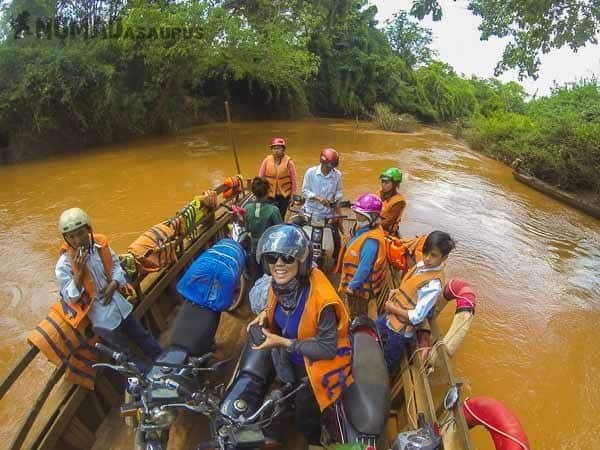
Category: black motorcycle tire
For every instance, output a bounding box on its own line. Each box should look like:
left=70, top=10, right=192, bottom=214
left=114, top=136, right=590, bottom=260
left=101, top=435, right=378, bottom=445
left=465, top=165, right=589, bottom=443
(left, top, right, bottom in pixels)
left=134, top=429, right=169, bottom=450
left=227, top=273, right=247, bottom=312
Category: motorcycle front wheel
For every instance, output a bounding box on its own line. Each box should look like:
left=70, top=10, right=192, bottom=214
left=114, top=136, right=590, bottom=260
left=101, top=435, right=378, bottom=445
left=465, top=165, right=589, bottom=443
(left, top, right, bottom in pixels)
left=134, top=429, right=169, bottom=450
left=227, top=273, right=247, bottom=312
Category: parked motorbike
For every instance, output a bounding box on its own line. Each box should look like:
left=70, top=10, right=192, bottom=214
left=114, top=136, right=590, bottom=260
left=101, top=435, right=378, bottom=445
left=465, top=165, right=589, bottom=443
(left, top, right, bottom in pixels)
left=390, top=413, right=441, bottom=450
left=219, top=316, right=390, bottom=449
left=196, top=367, right=309, bottom=450
left=322, top=316, right=391, bottom=449
left=289, top=195, right=352, bottom=273
left=93, top=342, right=226, bottom=450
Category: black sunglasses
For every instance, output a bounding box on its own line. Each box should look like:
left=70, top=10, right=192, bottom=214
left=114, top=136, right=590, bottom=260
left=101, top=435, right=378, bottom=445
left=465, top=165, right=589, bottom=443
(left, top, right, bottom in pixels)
left=264, top=253, right=296, bottom=265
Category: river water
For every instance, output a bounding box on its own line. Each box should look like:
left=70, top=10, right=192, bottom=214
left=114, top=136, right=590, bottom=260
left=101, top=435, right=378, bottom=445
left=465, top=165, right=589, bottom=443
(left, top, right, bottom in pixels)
left=1, top=119, right=599, bottom=449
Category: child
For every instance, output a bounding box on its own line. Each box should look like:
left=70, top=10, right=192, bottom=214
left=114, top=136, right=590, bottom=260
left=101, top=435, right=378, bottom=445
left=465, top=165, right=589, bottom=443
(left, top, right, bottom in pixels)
left=55, top=208, right=162, bottom=359
left=375, top=230, right=456, bottom=372
left=245, top=177, right=283, bottom=282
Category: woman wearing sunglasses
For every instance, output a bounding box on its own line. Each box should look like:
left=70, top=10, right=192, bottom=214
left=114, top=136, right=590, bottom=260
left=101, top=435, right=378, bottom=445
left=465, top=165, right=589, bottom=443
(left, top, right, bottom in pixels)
left=246, top=224, right=353, bottom=446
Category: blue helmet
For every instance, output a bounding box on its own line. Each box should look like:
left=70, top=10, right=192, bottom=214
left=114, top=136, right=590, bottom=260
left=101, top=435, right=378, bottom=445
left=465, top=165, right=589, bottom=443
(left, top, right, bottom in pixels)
left=256, top=224, right=313, bottom=277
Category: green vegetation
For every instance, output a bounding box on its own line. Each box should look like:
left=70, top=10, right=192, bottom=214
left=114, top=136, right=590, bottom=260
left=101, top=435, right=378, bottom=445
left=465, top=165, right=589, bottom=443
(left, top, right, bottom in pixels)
left=461, top=80, right=600, bottom=193
left=371, top=104, right=418, bottom=133
left=0, top=0, right=598, bottom=199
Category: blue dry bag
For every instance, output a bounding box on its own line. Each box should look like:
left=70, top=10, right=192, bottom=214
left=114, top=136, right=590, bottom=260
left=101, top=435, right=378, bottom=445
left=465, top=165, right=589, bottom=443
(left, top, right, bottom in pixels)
left=176, top=239, right=246, bottom=311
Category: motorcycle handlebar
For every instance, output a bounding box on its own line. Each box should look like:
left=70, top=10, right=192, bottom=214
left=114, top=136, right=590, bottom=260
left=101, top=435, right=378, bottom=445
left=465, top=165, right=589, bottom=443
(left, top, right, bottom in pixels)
left=94, top=342, right=126, bottom=364
left=234, top=380, right=308, bottom=424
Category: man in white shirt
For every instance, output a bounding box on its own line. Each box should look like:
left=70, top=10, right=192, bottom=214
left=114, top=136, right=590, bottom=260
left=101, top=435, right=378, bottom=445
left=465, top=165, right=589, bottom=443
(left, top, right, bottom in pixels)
left=56, top=208, right=162, bottom=360
left=301, top=148, right=343, bottom=219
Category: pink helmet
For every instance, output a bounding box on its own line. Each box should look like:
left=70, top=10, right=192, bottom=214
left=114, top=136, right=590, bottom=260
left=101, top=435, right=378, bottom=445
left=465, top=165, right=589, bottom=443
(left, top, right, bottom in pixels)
left=352, top=194, right=383, bottom=218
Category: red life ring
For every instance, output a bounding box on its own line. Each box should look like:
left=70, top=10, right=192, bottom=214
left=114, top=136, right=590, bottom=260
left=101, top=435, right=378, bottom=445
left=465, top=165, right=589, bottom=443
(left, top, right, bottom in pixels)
left=463, top=396, right=530, bottom=450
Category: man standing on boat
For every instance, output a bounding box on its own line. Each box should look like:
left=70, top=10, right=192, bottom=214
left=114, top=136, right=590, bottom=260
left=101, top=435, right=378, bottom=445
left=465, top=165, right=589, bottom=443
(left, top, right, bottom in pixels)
left=258, top=137, right=298, bottom=219
left=301, top=147, right=344, bottom=259
left=301, top=148, right=343, bottom=219
left=55, top=208, right=162, bottom=360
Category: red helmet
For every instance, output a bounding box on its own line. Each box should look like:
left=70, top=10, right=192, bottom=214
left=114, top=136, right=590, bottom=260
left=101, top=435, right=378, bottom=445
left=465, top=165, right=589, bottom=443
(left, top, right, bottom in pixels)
left=270, top=137, right=286, bottom=148
left=320, top=148, right=339, bottom=167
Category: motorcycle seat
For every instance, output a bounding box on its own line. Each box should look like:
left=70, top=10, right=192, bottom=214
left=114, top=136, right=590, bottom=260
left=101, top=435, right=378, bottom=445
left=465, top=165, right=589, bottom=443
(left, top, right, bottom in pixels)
left=342, top=328, right=391, bottom=435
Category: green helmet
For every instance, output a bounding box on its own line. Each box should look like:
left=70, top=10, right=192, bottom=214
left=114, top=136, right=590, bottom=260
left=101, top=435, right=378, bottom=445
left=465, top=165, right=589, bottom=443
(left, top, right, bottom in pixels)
left=380, top=167, right=403, bottom=183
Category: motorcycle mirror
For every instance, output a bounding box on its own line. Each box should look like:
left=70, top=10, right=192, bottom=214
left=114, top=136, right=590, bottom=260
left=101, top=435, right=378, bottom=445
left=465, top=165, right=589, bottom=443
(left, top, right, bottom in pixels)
left=292, top=194, right=303, bottom=202
left=443, top=384, right=461, bottom=410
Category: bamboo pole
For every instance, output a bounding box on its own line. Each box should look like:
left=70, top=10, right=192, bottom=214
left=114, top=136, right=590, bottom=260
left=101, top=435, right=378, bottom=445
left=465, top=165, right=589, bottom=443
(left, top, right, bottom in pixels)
left=224, top=101, right=242, bottom=174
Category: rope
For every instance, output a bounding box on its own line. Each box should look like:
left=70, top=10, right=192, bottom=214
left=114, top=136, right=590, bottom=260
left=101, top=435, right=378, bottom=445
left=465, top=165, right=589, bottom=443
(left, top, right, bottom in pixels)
left=463, top=397, right=530, bottom=450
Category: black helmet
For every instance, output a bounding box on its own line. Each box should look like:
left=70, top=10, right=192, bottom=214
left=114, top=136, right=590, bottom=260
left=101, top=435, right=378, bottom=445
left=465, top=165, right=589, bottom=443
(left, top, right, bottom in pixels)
left=256, top=224, right=313, bottom=277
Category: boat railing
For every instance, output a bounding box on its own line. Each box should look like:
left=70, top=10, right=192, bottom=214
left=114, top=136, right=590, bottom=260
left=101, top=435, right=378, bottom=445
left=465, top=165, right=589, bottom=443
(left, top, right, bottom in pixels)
left=0, top=178, right=251, bottom=450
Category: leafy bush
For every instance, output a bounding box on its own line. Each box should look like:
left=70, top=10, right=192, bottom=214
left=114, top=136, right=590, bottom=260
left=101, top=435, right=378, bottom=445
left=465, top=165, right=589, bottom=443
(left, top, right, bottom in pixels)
left=371, top=103, right=419, bottom=132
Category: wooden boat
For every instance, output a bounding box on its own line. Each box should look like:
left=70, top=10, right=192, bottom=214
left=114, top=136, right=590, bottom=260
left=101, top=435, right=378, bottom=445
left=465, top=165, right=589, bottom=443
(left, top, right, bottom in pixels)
left=0, top=178, right=474, bottom=450
left=513, top=170, right=600, bottom=220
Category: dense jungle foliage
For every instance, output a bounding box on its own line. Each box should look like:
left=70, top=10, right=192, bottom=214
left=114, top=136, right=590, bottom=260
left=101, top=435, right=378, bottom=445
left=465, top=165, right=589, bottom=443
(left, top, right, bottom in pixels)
left=0, top=0, right=598, bottom=195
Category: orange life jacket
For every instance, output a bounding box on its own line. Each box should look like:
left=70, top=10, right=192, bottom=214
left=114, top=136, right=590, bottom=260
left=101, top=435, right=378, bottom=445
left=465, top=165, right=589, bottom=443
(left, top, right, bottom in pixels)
left=28, top=302, right=99, bottom=390
left=385, top=236, right=408, bottom=271
left=378, top=190, right=406, bottom=236
left=264, top=154, right=292, bottom=198
left=336, top=226, right=388, bottom=300
left=59, top=234, right=114, bottom=328
left=128, top=222, right=179, bottom=275
left=266, top=269, right=353, bottom=411
left=386, top=264, right=445, bottom=335
left=400, top=234, right=427, bottom=265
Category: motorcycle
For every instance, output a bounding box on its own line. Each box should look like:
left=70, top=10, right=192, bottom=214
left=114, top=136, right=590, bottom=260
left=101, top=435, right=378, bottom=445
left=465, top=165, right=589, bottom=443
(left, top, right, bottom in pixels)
left=196, top=365, right=309, bottom=450
left=321, top=316, right=391, bottom=449
left=390, top=413, right=442, bottom=450
left=289, top=195, right=352, bottom=273
left=219, top=316, right=391, bottom=449
left=93, top=342, right=227, bottom=450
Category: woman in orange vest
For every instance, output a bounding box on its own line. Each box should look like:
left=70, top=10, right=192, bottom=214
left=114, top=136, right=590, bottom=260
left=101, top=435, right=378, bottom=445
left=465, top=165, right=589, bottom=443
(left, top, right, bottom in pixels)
left=247, top=224, right=352, bottom=445
left=336, top=193, right=388, bottom=319
left=258, top=137, right=298, bottom=219
left=55, top=208, right=162, bottom=360
left=378, top=167, right=406, bottom=236
left=375, top=231, right=455, bottom=372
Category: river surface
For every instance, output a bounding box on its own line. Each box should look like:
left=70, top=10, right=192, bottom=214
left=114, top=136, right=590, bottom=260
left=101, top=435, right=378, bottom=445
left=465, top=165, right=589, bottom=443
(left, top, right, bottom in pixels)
left=1, top=119, right=599, bottom=449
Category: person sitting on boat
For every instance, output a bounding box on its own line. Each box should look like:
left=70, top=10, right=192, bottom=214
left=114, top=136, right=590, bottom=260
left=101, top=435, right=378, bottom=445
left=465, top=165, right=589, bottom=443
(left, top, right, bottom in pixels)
left=245, top=177, right=283, bottom=282
left=336, top=194, right=388, bottom=319
left=258, top=137, right=298, bottom=219
left=376, top=231, right=455, bottom=372
left=55, top=208, right=162, bottom=360
left=247, top=224, right=353, bottom=446
left=378, top=167, right=407, bottom=237
left=301, top=147, right=343, bottom=219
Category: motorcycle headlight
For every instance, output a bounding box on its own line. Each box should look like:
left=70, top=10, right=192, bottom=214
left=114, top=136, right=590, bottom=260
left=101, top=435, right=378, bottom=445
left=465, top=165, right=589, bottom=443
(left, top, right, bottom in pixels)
left=149, top=407, right=177, bottom=428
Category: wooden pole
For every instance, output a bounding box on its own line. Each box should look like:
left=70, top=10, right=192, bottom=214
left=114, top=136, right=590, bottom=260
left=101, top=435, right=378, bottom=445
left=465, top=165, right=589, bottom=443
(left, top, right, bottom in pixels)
left=224, top=101, right=242, bottom=174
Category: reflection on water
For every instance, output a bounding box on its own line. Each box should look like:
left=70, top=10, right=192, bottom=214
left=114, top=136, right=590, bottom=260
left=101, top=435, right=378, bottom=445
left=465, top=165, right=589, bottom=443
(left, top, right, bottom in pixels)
left=1, top=119, right=599, bottom=448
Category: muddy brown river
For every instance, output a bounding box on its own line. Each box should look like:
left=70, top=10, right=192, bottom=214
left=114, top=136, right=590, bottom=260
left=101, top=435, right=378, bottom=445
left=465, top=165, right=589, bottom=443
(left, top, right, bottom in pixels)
left=1, top=119, right=599, bottom=449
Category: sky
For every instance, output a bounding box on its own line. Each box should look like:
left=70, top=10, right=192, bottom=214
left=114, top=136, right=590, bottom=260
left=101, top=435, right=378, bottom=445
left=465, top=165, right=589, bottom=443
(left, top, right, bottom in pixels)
left=371, top=0, right=600, bottom=97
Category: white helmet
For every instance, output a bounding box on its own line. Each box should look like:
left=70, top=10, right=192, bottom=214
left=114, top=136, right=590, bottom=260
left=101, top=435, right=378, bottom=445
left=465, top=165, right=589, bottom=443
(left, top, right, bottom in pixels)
left=58, top=208, right=91, bottom=234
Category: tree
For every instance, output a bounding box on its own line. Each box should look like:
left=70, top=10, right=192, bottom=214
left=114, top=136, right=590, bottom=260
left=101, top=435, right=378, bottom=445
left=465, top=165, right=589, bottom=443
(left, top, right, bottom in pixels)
left=409, top=0, right=600, bottom=79
left=385, top=10, right=435, bottom=67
